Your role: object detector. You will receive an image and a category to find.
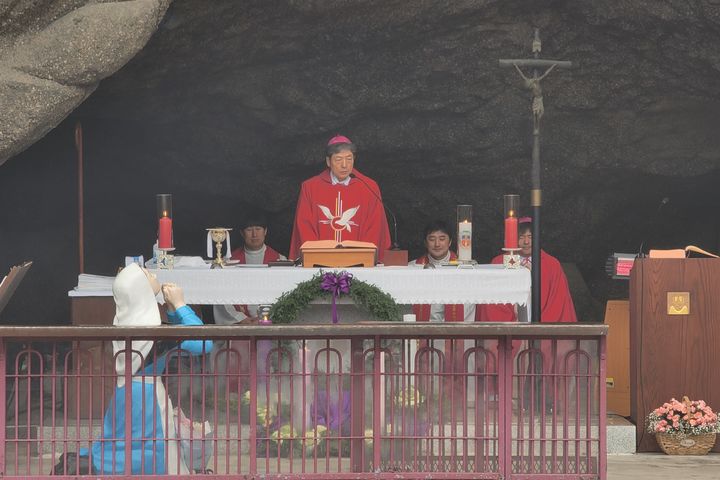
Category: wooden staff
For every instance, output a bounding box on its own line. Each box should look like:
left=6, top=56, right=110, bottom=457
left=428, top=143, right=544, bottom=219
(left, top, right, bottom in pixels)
left=75, top=122, right=84, bottom=274
left=499, top=29, right=573, bottom=323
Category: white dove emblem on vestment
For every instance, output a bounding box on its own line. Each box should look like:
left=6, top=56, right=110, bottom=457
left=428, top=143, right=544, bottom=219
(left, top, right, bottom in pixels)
left=318, top=204, right=360, bottom=232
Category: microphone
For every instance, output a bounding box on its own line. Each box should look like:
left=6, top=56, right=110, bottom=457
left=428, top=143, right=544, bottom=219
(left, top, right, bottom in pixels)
left=637, top=197, right=670, bottom=257
left=349, top=173, right=400, bottom=249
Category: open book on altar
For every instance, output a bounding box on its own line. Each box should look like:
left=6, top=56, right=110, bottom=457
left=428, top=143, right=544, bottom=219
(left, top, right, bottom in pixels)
left=649, top=245, right=719, bottom=259
left=300, top=240, right=376, bottom=250
left=300, top=240, right=377, bottom=268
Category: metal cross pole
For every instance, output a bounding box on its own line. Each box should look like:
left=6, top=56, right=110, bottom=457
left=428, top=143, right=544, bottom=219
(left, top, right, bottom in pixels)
left=499, top=29, right=572, bottom=323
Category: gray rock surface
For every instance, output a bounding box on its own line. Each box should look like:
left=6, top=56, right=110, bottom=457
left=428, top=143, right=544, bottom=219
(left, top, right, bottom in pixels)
left=0, top=0, right=171, bottom=164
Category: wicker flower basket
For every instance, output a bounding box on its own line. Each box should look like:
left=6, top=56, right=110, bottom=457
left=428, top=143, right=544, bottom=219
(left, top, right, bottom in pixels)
left=656, top=432, right=716, bottom=455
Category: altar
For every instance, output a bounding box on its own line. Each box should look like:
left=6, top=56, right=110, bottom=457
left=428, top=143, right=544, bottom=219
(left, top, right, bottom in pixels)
left=67, top=263, right=531, bottom=423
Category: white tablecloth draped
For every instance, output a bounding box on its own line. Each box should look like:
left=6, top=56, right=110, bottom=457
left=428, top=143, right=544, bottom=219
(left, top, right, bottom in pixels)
left=134, top=265, right=531, bottom=306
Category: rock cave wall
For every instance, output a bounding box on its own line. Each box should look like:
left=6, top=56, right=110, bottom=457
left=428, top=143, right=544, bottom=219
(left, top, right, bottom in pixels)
left=1, top=0, right=719, bottom=325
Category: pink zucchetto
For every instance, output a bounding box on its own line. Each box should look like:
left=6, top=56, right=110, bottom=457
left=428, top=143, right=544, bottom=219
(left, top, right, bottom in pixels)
left=519, top=216, right=532, bottom=224
left=327, top=135, right=352, bottom=146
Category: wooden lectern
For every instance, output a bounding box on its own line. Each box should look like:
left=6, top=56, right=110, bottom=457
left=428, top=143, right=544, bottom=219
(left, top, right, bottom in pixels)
left=300, top=240, right=377, bottom=268
left=630, top=258, right=720, bottom=452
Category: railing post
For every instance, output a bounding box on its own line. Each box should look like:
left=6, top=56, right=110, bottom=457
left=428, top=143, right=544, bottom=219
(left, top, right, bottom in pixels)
left=123, top=339, right=133, bottom=475
left=350, top=336, right=365, bottom=472
left=372, top=336, right=382, bottom=471
left=498, top=334, right=512, bottom=478
left=598, top=335, right=607, bottom=479
left=0, top=338, right=6, bottom=476
left=472, top=338, right=481, bottom=473
left=249, top=337, right=258, bottom=476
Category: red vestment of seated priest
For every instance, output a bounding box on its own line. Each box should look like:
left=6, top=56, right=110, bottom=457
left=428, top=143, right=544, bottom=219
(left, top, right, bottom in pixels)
left=230, top=245, right=285, bottom=316
left=476, top=249, right=577, bottom=322
left=411, top=252, right=466, bottom=322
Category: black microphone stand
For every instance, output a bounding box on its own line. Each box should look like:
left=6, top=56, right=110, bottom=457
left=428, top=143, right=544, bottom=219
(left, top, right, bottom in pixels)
left=349, top=173, right=401, bottom=250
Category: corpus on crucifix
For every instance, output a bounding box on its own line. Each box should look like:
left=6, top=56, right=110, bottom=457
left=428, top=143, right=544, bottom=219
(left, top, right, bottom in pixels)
left=499, top=29, right=573, bottom=323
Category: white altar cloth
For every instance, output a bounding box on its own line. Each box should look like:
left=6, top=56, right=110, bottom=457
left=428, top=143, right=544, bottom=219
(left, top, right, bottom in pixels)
left=150, top=265, right=529, bottom=306
left=69, top=265, right=530, bottom=306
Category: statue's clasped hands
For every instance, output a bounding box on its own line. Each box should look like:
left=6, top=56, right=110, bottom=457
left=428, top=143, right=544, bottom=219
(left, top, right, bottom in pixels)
left=161, top=283, right=186, bottom=311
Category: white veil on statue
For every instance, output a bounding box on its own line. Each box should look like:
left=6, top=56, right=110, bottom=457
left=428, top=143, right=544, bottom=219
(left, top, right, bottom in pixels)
left=110, top=264, right=188, bottom=474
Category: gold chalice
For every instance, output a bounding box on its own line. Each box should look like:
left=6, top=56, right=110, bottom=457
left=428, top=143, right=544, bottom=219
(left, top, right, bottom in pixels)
left=207, top=227, right=232, bottom=268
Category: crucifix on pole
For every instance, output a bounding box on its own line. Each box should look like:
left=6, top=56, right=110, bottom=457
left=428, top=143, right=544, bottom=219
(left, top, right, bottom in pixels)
left=499, top=29, right=573, bottom=323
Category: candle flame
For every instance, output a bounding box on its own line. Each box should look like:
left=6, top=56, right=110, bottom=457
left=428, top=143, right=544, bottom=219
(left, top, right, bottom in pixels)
left=162, top=210, right=168, bottom=217
left=461, top=219, right=470, bottom=223
left=508, top=210, right=515, bottom=217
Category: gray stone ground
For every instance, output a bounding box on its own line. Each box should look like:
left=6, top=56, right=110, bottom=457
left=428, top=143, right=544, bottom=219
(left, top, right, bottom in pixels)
left=608, top=453, right=720, bottom=480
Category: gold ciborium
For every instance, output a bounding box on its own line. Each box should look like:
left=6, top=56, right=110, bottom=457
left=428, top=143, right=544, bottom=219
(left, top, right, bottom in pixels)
left=206, top=227, right=232, bottom=269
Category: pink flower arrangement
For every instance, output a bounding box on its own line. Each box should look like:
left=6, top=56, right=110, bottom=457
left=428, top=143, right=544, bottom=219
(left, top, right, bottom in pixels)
left=647, top=396, right=720, bottom=435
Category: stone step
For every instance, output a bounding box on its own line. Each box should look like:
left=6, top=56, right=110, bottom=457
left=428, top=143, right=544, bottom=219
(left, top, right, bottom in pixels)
left=606, top=414, right=636, bottom=454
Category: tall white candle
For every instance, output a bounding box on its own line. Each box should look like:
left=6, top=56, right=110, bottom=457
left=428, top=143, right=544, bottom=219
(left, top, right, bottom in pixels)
left=458, top=221, right=472, bottom=261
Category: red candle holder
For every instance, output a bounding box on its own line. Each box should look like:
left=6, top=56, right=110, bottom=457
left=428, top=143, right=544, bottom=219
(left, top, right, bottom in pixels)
left=503, top=194, right=520, bottom=269
left=156, top=194, right=174, bottom=249
left=155, top=194, right=175, bottom=269
left=503, top=194, right=519, bottom=250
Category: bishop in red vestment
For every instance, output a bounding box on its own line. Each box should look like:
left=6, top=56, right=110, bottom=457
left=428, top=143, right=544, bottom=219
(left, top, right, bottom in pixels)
left=289, top=135, right=391, bottom=261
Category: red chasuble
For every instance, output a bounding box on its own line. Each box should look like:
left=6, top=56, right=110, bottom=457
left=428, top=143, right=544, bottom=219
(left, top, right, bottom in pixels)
left=289, top=169, right=391, bottom=261
left=476, top=249, right=577, bottom=322
left=230, top=245, right=284, bottom=264
left=412, top=252, right=465, bottom=322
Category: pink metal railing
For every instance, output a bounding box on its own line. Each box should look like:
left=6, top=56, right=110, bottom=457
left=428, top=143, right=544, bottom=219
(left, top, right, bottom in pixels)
left=0, top=323, right=607, bottom=479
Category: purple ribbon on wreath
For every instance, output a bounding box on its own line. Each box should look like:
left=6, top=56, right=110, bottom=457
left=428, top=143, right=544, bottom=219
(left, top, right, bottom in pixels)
left=320, top=272, right=353, bottom=324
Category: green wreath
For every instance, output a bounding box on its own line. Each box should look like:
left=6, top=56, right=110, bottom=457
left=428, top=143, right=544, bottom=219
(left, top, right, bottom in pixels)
left=269, top=270, right=401, bottom=324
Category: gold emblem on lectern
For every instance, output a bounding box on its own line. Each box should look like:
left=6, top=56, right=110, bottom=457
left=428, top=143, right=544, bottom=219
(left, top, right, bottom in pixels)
left=667, top=292, right=690, bottom=315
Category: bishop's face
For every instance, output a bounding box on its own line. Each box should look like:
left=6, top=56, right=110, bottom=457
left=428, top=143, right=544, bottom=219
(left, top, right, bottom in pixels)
left=425, top=230, right=451, bottom=260
left=326, top=149, right=354, bottom=181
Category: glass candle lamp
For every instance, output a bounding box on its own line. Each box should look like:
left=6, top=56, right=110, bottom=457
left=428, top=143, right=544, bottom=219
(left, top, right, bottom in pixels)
left=503, top=194, right=520, bottom=249
left=156, top=194, right=173, bottom=249
left=457, top=204, right=473, bottom=262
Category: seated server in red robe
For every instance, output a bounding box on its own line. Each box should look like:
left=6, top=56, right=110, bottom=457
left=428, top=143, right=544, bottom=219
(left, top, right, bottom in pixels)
left=410, top=220, right=475, bottom=322
left=213, top=216, right=287, bottom=325
left=231, top=216, right=286, bottom=266
left=289, top=135, right=391, bottom=262
left=409, top=220, right=475, bottom=408
left=476, top=217, right=577, bottom=323
left=477, top=218, right=577, bottom=413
